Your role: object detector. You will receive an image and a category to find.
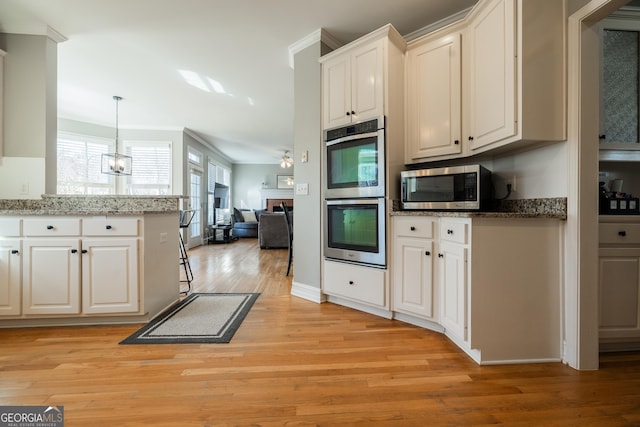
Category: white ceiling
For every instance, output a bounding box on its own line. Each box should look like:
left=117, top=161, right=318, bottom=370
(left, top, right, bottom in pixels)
left=0, top=0, right=478, bottom=164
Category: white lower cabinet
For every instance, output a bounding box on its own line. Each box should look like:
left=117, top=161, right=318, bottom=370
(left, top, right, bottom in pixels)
left=598, top=220, right=640, bottom=348
left=392, top=217, right=436, bottom=320
left=438, top=239, right=467, bottom=342
left=323, top=259, right=387, bottom=309
left=6, top=216, right=141, bottom=317
left=82, top=238, right=139, bottom=314
left=391, top=215, right=562, bottom=364
left=0, top=239, right=21, bottom=315
left=22, top=238, right=81, bottom=315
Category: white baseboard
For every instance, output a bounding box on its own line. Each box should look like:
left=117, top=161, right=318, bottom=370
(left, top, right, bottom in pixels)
left=291, top=281, right=324, bottom=303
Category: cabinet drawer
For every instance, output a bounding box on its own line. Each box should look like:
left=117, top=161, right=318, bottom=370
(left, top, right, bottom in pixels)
left=440, top=219, right=468, bottom=244
left=82, top=218, right=139, bottom=236
left=23, top=218, right=81, bottom=236
left=0, top=218, right=21, bottom=236
left=323, top=260, right=386, bottom=307
left=394, top=216, right=435, bottom=239
left=600, top=223, right=640, bottom=245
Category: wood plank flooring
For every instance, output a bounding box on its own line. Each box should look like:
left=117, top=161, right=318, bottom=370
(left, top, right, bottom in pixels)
left=1, top=238, right=639, bottom=426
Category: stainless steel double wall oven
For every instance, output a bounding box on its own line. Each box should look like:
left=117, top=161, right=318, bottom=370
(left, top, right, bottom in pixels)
left=323, top=116, right=386, bottom=267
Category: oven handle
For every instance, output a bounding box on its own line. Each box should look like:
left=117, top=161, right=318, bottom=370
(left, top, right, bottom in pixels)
left=325, top=198, right=384, bottom=207
left=325, top=130, right=381, bottom=146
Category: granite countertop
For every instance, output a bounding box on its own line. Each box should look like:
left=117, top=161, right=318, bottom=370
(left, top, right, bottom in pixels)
left=0, top=195, right=186, bottom=216
left=391, top=197, right=567, bottom=220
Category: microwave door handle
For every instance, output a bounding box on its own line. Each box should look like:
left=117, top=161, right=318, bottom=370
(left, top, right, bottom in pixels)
left=326, top=131, right=381, bottom=146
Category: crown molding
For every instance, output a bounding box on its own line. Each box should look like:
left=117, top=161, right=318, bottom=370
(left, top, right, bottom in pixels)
left=46, top=26, right=67, bottom=43
left=403, top=6, right=474, bottom=42
left=288, top=28, right=343, bottom=69
left=183, top=128, right=233, bottom=164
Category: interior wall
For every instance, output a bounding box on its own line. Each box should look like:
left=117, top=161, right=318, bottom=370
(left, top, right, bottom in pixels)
left=232, top=163, right=292, bottom=210
left=0, top=33, right=58, bottom=197
left=291, top=39, right=327, bottom=293
left=491, top=143, right=569, bottom=199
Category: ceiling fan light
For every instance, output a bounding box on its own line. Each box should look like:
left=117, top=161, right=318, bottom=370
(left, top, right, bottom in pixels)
left=280, top=150, right=293, bottom=168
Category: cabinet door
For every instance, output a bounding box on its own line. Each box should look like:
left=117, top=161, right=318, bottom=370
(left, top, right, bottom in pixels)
left=467, top=0, right=516, bottom=150
left=82, top=238, right=139, bottom=314
left=406, top=32, right=462, bottom=161
left=323, top=54, right=352, bottom=129
left=0, top=239, right=21, bottom=315
left=439, top=241, right=467, bottom=341
left=350, top=39, right=384, bottom=123
left=393, top=236, right=435, bottom=319
left=599, top=248, right=640, bottom=340
left=23, top=239, right=81, bottom=315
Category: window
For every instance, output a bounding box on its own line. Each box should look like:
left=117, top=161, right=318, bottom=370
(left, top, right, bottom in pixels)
left=188, top=147, right=203, bottom=166
left=57, top=136, right=114, bottom=194
left=57, top=135, right=172, bottom=195
left=123, top=141, right=172, bottom=195
left=189, top=170, right=202, bottom=240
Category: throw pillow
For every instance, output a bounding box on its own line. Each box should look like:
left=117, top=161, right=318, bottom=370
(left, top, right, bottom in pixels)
left=233, top=207, right=245, bottom=223
left=242, top=210, right=257, bottom=223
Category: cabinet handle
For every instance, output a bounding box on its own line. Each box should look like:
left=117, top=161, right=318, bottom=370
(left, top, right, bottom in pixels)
left=46, top=225, right=54, bottom=230
left=346, top=111, right=351, bottom=116
left=468, top=136, right=474, bottom=141
left=447, top=229, right=454, bottom=235
left=410, top=226, right=416, bottom=231
left=82, top=249, right=88, bottom=254
left=11, top=250, right=19, bottom=255
left=599, top=134, right=606, bottom=140
left=425, top=251, right=431, bottom=256
left=106, top=225, right=112, bottom=230
left=438, top=253, right=444, bottom=258
left=351, top=110, right=355, bottom=115
left=618, top=230, right=627, bottom=237
left=348, top=280, right=355, bottom=285
left=454, top=140, right=460, bottom=145
left=71, top=249, right=78, bottom=254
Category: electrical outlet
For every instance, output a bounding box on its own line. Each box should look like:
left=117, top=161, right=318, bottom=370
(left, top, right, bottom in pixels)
left=511, top=176, right=517, bottom=192
left=159, top=232, right=168, bottom=243
left=301, top=150, right=308, bottom=163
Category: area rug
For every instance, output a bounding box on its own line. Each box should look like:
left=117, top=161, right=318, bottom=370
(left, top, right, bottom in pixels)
left=120, top=292, right=259, bottom=344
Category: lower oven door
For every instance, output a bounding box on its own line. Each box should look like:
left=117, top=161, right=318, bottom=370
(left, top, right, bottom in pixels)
left=324, top=198, right=386, bottom=267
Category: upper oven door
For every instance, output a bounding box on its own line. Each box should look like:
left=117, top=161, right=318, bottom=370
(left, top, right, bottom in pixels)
left=324, top=118, right=385, bottom=198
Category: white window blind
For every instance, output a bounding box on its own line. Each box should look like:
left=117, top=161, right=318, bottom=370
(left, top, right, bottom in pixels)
left=124, top=142, right=172, bottom=195
left=208, top=161, right=216, bottom=192
left=57, top=136, right=114, bottom=194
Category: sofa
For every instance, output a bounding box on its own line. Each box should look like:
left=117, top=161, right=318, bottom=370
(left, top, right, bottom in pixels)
left=232, top=208, right=261, bottom=238
left=258, top=212, right=290, bottom=249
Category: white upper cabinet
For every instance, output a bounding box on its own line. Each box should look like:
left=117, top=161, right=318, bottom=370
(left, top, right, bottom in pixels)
left=406, top=31, right=462, bottom=162
left=465, top=0, right=566, bottom=153
left=321, top=24, right=406, bottom=130
left=322, top=39, right=384, bottom=129
left=404, top=0, right=566, bottom=163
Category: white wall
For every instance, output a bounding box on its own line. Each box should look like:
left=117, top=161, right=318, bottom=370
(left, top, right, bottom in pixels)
left=491, top=143, right=569, bottom=199
left=0, top=33, right=59, bottom=197
left=232, top=163, right=291, bottom=210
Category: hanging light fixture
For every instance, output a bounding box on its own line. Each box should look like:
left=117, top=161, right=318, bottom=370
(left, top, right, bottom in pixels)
left=280, top=150, right=293, bottom=168
left=101, top=95, right=132, bottom=175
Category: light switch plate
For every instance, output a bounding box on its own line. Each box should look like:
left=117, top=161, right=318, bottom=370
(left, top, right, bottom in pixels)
left=296, top=183, right=309, bottom=195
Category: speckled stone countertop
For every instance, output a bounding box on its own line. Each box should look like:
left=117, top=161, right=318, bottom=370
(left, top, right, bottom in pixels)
left=0, top=195, right=185, bottom=215
left=391, top=197, right=567, bottom=220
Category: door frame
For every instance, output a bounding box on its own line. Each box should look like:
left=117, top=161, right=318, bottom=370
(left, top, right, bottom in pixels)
left=566, top=0, right=629, bottom=370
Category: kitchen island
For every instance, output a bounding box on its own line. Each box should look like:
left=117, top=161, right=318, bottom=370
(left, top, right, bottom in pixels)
left=0, top=195, right=182, bottom=327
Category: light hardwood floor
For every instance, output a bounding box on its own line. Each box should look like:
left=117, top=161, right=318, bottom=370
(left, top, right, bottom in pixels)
left=1, top=238, right=639, bottom=426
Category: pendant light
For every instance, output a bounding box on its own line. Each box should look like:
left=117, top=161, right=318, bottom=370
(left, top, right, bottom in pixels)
left=101, top=95, right=132, bottom=175
left=280, top=150, right=293, bottom=168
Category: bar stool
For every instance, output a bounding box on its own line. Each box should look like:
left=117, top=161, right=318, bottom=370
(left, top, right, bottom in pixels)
left=179, top=210, right=195, bottom=294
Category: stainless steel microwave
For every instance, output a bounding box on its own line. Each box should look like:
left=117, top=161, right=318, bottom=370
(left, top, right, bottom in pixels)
left=401, top=165, right=492, bottom=210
